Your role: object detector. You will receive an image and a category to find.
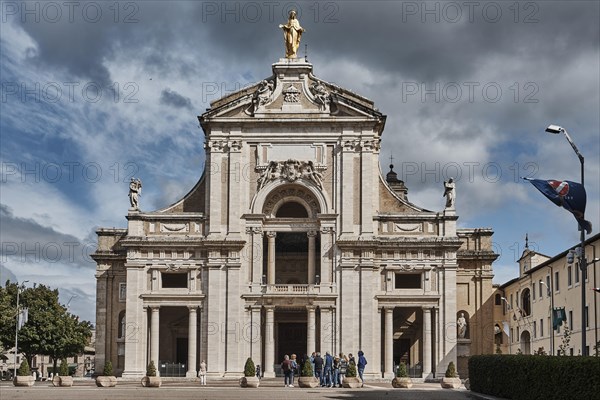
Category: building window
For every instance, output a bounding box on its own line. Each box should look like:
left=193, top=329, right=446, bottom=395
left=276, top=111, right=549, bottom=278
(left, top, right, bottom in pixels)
left=540, top=319, right=544, bottom=337
left=119, top=283, right=127, bottom=301
left=521, top=289, right=531, bottom=316
left=161, top=272, right=188, bottom=288
left=567, top=266, right=572, bottom=287
left=516, top=327, right=520, bottom=339
left=575, top=267, right=580, bottom=283
left=533, top=283, right=536, bottom=300
left=511, top=328, right=514, bottom=342
left=495, top=294, right=502, bottom=305
left=533, top=321, right=537, bottom=338
left=394, top=273, right=422, bottom=289
left=546, top=276, right=551, bottom=296
left=569, top=348, right=574, bottom=356
left=554, top=271, right=560, bottom=292
left=510, top=294, right=513, bottom=310
left=568, top=310, right=573, bottom=330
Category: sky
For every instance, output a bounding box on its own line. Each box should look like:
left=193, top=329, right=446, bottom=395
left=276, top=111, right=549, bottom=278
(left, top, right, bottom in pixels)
left=1, top=1, right=599, bottom=324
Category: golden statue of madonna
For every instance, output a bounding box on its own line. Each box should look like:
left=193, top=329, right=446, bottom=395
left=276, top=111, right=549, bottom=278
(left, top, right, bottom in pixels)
left=279, top=10, right=304, bottom=58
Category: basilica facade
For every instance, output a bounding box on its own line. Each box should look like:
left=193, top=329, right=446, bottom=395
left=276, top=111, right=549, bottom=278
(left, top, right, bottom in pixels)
left=93, top=57, right=498, bottom=380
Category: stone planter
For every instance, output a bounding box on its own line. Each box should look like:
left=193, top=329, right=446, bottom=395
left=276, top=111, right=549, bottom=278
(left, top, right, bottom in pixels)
left=441, top=377, right=462, bottom=389
left=239, top=376, right=260, bottom=388
left=52, top=376, right=61, bottom=387
left=298, top=376, right=319, bottom=388
left=392, top=376, right=413, bottom=388
left=58, top=376, right=74, bottom=387
left=342, top=377, right=362, bottom=388
left=13, top=376, right=35, bottom=387
left=141, top=376, right=162, bottom=387
left=95, top=376, right=118, bottom=387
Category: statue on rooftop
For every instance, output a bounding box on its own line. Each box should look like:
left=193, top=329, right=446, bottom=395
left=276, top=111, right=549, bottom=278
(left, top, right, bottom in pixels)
left=279, top=10, right=304, bottom=59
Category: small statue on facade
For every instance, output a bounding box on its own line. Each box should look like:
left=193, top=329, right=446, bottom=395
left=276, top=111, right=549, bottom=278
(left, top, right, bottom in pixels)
left=279, top=10, right=304, bottom=59
left=310, top=82, right=330, bottom=110
left=457, top=312, right=468, bottom=339
left=128, top=177, right=142, bottom=210
left=443, top=178, right=456, bottom=209
left=305, top=161, right=324, bottom=189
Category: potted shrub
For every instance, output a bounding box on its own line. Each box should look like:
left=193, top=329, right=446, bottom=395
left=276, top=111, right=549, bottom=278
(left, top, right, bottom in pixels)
left=441, top=361, right=461, bottom=389
left=298, top=359, right=319, bottom=388
left=13, top=359, right=34, bottom=387
left=239, top=357, right=260, bottom=388
left=54, top=358, right=73, bottom=387
left=392, top=362, right=413, bottom=388
left=141, top=360, right=161, bottom=387
left=95, top=361, right=117, bottom=387
left=342, top=362, right=361, bottom=388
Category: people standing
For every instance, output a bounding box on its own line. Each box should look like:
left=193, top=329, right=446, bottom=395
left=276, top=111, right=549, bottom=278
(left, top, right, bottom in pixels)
left=309, top=351, right=316, bottom=377
left=338, top=354, right=348, bottom=388
left=332, top=355, right=340, bottom=388
left=323, top=351, right=333, bottom=387
left=198, top=360, right=207, bottom=386
left=357, top=350, right=367, bottom=387
left=281, top=355, right=293, bottom=387
left=314, top=352, right=324, bottom=385
left=290, top=354, right=298, bottom=386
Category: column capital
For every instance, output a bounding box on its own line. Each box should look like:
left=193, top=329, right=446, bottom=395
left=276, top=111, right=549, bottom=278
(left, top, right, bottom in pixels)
left=307, top=230, right=318, bottom=238
left=150, top=306, right=161, bottom=312
left=188, top=305, right=199, bottom=313
left=306, top=305, right=317, bottom=312
left=385, top=307, right=394, bottom=314
left=422, top=306, right=432, bottom=313
left=266, top=231, right=277, bottom=239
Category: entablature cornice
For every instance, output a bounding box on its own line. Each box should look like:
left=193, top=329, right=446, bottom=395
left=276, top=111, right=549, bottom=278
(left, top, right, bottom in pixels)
left=376, top=295, right=440, bottom=307
left=91, top=252, right=126, bottom=262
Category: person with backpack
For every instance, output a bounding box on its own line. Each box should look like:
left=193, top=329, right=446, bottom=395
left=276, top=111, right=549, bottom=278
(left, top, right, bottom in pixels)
left=357, top=350, right=367, bottom=387
left=313, top=352, right=324, bottom=385
left=281, top=355, right=293, bottom=387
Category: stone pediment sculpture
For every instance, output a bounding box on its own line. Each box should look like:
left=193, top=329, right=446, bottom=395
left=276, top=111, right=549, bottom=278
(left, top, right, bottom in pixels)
left=443, top=178, right=456, bottom=209
left=257, top=160, right=324, bottom=190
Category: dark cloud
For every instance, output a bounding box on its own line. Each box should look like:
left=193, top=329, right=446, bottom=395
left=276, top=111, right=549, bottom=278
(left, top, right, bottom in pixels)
left=0, top=204, right=95, bottom=269
left=160, top=88, right=193, bottom=110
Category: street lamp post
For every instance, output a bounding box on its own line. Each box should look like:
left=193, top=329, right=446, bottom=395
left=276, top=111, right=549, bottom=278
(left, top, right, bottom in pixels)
left=545, top=124, right=588, bottom=355
left=13, top=280, right=29, bottom=378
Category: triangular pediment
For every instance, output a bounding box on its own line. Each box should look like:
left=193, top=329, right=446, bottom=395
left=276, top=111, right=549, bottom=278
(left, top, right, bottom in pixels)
left=200, top=59, right=383, bottom=123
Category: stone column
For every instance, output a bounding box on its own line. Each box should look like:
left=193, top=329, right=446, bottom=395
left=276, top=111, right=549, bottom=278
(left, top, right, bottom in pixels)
left=267, top=232, right=277, bottom=284
left=422, top=307, right=432, bottom=378
left=251, top=306, right=263, bottom=367
left=307, top=306, right=316, bottom=355
left=150, top=307, right=160, bottom=375
left=186, top=307, right=198, bottom=377
left=264, top=307, right=275, bottom=377
left=307, top=231, right=317, bottom=284
left=385, top=307, right=394, bottom=378
left=320, top=307, right=333, bottom=354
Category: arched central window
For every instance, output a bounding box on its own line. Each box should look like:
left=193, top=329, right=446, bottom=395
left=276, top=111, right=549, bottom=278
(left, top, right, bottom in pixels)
left=275, top=201, right=308, bottom=218
left=521, top=288, right=531, bottom=316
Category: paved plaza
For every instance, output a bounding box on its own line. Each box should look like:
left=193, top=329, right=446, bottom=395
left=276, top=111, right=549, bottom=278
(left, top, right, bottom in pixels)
left=0, top=380, right=478, bottom=400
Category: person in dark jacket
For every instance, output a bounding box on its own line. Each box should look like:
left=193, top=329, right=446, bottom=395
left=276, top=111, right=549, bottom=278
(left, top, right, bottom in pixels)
left=323, top=351, right=333, bottom=387
left=313, top=352, right=324, bottom=384
left=357, top=350, right=367, bottom=387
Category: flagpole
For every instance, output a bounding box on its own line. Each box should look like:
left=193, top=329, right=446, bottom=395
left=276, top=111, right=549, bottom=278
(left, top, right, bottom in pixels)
left=545, top=125, right=587, bottom=356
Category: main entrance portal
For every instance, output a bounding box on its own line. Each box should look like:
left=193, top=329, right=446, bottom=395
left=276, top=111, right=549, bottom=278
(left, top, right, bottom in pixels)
left=275, top=309, right=307, bottom=374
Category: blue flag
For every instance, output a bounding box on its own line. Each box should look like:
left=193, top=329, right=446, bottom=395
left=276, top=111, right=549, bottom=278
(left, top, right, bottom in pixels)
left=524, top=178, right=592, bottom=234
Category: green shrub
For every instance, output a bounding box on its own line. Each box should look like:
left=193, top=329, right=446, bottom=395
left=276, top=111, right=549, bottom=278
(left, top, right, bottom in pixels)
left=301, top=359, right=313, bottom=377
left=469, top=355, right=600, bottom=400
left=396, top=362, right=408, bottom=377
left=146, top=361, right=157, bottom=377
left=346, top=361, right=357, bottom=377
left=243, top=357, right=255, bottom=377
left=59, top=359, right=69, bottom=376
left=103, top=361, right=113, bottom=376
left=445, top=361, right=457, bottom=378
left=17, top=359, right=31, bottom=376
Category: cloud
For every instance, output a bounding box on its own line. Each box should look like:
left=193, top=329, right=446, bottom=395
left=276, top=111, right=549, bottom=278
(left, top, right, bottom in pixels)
left=160, top=88, right=193, bottom=110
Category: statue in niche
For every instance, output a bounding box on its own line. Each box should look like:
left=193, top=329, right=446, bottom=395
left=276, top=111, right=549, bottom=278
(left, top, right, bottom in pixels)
left=128, top=177, right=142, bottom=210
left=457, top=312, right=468, bottom=339
left=443, top=177, right=456, bottom=209
left=279, top=10, right=304, bottom=59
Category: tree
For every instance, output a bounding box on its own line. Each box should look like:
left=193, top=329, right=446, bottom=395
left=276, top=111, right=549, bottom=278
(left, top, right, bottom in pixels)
left=0, top=282, right=92, bottom=373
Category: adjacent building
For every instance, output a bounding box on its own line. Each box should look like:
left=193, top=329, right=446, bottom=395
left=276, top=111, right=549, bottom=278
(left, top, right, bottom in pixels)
left=495, top=233, right=600, bottom=356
